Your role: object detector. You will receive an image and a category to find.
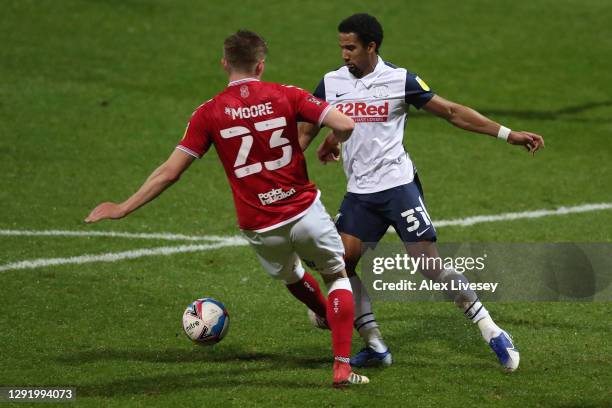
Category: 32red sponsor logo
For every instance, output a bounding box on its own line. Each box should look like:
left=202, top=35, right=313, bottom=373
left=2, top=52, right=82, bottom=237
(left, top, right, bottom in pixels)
left=335, top=102, right=389, bottom=122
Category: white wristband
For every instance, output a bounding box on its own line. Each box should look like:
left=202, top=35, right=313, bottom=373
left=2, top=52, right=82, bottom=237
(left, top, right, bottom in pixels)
left=497, top=126, right=511, bottom=141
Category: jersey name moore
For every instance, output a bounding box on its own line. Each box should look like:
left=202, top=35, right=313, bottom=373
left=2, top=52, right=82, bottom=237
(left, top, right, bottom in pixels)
left=224, top=102, right=274, bottom=120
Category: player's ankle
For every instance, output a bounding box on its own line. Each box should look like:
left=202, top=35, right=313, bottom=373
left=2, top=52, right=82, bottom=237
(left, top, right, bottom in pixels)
left=477, top=316, right=502, bottom=343
left=333, top=360, right=352, bottom=379
left=359, top=327, right=388, bottom=353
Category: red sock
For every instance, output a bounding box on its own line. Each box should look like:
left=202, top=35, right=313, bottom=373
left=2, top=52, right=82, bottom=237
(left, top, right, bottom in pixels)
left=326, top=279, right=354, bottom=364
left=286, top=271, right=327, bottom=318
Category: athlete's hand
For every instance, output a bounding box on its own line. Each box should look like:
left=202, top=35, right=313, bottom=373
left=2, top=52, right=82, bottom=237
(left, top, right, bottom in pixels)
left=508, top=131, right=545, bottom=155
left=316, top=141, right=340, bottom=164
left=85, top=202, right=127, bottom=223
left=316, top=133, right=341, bottom=164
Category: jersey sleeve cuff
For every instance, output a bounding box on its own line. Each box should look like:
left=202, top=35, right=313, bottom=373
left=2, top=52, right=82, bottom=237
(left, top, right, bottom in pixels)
left=413, top=92, right=435, bottom=109
left=317, top=105, right=333, bottom=127
left=176, top=145, right=201, bottom=159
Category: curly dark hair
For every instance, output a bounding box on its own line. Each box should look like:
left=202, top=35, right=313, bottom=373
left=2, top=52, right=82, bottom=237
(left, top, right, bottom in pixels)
left=338, top=13, right=384, bottom=53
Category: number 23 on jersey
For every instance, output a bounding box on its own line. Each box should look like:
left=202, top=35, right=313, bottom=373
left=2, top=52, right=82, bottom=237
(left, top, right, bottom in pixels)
left=220, top=116, right=291, bottom=179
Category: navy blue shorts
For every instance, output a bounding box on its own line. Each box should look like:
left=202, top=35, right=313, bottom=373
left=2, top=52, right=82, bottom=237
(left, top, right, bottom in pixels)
left=335, top=174, right=437, bottom=244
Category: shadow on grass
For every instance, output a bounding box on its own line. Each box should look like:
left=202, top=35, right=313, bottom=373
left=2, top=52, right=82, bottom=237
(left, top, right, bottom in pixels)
left=58, top=344, right=330, bottom=367
left=56, top=344, right=333, bottom=396
left=55, top=305, right=536, bottom=397
left=75, top=369, right=321, bottom=397
left=57, top=341, right=495, bottom=398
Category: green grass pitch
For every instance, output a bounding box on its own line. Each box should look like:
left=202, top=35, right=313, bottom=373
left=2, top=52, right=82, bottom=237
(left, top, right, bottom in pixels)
left=1, top=0, right=611, bottom=406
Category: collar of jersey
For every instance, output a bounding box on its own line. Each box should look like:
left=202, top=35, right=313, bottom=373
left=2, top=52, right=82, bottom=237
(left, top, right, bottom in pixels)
left=350, top=56, right=385, bottom=89
left=228, top=78, right=259, bottom=86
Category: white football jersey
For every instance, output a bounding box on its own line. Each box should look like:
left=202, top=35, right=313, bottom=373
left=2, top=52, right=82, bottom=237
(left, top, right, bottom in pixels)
left=314, top=56, right=434, bottom=194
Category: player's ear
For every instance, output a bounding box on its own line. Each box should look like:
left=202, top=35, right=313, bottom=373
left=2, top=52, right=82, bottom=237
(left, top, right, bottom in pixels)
left=255, top=60, right=265, bottom=78
left=221, top=57, right=230, bottom=73
left=367, top=41, right=377, bottom=54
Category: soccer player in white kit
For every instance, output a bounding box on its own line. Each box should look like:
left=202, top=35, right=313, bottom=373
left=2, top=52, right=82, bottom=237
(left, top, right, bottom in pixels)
left=299, top=14, right=544, bottom=371
left=85, top=30, right=369, bottom=387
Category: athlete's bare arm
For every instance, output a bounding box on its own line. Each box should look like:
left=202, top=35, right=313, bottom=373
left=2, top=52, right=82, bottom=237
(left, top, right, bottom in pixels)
left=85, top=149, right=195, bottom=223
left=323, top=108, right=354, bottom=140
left=423, top=95, right=544, bottom=154
left=298, top=122, right=321, bottom=151
left=300, top=108, right=354, bottom=163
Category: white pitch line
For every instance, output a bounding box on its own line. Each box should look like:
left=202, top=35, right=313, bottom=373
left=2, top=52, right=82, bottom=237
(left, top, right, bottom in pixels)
left=2, top=203, right=611, bottom=242
left=433, top=202, right=612, bottom=227
left=0, top=238, right=248, bottom=272
left=1, top=202, right=611, bottom=272
left=0, top=229, right=232, bottom=242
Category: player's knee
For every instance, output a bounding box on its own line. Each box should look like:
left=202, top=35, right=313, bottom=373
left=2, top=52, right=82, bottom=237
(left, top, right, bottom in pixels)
left=320, top=269, right=348, bottom=286
left=345, top=264, right=358, bottom=277
left=341, top=245, right=358, bottom=265
left=276, top=261, right=305, bottom=284
left=342, top=253, right=360, bottom=276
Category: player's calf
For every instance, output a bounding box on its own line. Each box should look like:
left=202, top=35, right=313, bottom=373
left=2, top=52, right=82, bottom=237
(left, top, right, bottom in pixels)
left=286, top=270, right=327, bottom=318
left=324, top=275, right=369, bottom=386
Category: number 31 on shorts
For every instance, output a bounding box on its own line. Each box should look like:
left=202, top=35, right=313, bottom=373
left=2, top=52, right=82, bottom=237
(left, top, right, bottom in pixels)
left=400, top=197, right=433, bottom=233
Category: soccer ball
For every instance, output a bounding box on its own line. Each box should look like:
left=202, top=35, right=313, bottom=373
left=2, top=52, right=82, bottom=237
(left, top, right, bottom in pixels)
left=182, top=298, right=230, bottom=345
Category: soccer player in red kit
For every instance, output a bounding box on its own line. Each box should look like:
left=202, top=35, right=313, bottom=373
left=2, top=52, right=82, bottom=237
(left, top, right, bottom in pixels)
left=85, top=30, right=368, bottom=387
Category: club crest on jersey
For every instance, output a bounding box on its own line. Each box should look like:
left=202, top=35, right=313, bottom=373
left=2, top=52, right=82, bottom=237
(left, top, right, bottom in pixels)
left=372, top=85, right=389, bottom=98
left=240, top=85, right=250, bottom=98
left=334, top=101, right=389, bottom=122
left=224, top=102, right=274, bottom=120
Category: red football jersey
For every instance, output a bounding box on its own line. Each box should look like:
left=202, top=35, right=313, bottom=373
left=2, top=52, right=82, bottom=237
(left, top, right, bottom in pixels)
left=177, top=78, right=331, bottom=232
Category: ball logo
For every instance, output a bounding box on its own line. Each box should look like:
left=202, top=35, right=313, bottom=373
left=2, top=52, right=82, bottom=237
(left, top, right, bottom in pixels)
left=185, top=321, right=200, bottom=331
left=187, top=304, right=198, bottom=316
left=198, top=326, right=210, bottom=339
left=335, top=102, right=389, bottom=122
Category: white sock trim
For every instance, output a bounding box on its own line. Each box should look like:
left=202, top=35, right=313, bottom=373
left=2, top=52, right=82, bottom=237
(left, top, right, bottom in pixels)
left=328, top=277, right=352, bottom=295
left=464, top=299, right=489, bottom=322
